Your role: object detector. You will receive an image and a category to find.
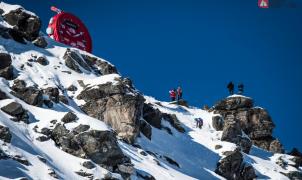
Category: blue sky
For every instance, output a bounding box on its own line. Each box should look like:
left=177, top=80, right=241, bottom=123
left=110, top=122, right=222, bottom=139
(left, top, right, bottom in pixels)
left=5, top=0, right=302, bottom=151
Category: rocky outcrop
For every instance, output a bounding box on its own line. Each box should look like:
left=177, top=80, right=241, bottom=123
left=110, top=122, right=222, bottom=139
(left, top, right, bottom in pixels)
left=78, top=80, right=145, bottom=144
left=43, top=87, right=60, bottom=103
left=143, top=103, right=185, bottom=133
left=32, top=36, right=47, bottom=48
left=140, top=120, right=152, bottom=140
left=1, top=102, right=29, bottom=123
left=0, top=125, right=12, bottom=143
left=61, top=111, right=78, bottom=123
left=143, top=103, right=162, bottom=129
left=11, top=80, right=43, bottom=107
left=215, top=149, right=256, bottom=180
left=50, top=124, right=132, bottom=177
left=0, top=90, right=8, bottom=100
left=36, top=56, right=49, bottom=66
left=3, top=7, right=41, bottom=41
left=63, top=49, right=92, bottom=73
left=288, top=148, right=302, bottom=168
left=81, top=54, right=118, bottom=75
left=0, top=52, right=14, bottom=80
left=213, top=96, right=283, bottom=153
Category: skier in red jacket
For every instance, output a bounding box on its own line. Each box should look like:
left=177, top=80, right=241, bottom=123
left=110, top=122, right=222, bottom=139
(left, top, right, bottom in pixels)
left=169, top=89, right=176, bottom=101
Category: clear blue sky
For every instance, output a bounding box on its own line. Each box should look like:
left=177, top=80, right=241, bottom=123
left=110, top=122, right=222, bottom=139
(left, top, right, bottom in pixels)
left=6, top=0, right=302, bottom=151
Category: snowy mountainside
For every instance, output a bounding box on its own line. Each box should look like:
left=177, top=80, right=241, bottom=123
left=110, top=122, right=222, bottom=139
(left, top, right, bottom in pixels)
left=0, top=2, right=301, bottom=180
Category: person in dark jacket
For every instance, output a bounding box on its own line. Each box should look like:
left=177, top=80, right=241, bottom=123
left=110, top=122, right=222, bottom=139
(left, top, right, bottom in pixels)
left=227, top=81, right=234, bottom=95
left=177, top=86, right=183, bottom=100
left=238, top=83, right=244, bottom=94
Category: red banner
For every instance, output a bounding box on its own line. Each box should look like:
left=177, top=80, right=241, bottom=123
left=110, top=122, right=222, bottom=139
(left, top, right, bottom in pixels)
left=258, top=0, right=269, bottom=8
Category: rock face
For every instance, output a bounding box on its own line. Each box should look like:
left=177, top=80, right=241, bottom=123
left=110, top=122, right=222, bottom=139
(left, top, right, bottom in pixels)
left=212, top=115, right=224, bottom=131
left=143, top=103, right=185, bottom=133
left=213, top=96, right=283, bottom=153
left=32, top=36, right=47, bottom=48
left=221, top=119, right=252, bottom=153
left=51, top=124, right=128, bottom=168
left=61, top=111, right=78, bottom=123
left=78, top=80, right=145, bottom=144
left=140, top=120, right=152, bottom=140
left=0, top=125, right=12, bottom=143
left=0, top=52, right=14, bottom=80
left=11, top=80, right=43, bottom=107
left=1, top=102, right=29, bottom=123
left=215, top=149, right=256, bottom=180
left=3, top=7, right=41, bottom=41
left=81, top=54, right=118, bottom=75
left=0, top=90, right=8, bottom=100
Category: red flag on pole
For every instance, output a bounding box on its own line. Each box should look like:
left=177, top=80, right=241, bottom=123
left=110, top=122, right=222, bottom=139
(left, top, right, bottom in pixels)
left=258, top=0, right=269, bottom=8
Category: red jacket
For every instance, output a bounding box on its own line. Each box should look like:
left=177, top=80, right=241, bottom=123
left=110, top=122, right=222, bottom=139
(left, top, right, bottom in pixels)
left=169, top=90, right=176, bottom=98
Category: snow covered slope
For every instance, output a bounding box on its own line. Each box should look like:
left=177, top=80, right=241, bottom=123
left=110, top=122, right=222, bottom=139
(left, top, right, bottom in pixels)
left=0, top=2, right=301, bottom=180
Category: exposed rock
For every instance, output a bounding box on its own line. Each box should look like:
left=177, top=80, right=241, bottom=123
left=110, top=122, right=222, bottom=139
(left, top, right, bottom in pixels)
left=40, top=127, right=52, bottom=137
left=282, top=171, right=302, bottom=180
left=0, top=90, right=8, bottom=100
left=214, top=96, right=253, bottom=111
left=221, top=119, right=242, bottom=143
left=136, top=170, right=156, bottom=180
left=269, top=139, right=284, bottom=153
left=11, top=80, right=43, bottom=106
left=140, top=120, right=152, bottom=140
left=216, top=149, right=243, bottom=179
left=48, top=169, right=59, bottom=179
left=215, top=145, right=223, bottom=150
left=212, top=115, right=224, bottom=131
left=216, top=149, right=256, bottom=180
left=61, top=111, right=78, bottom=123
left=0, top=52, right=12, bottom=69
left=67, top=85, right=77, bottom=91
left=82, top=161, right=95, bottom=169
left=63, top=49, right=92, bottom=73
left=12, top=155, right=30, bottom=166
left=36, top=136, right=50, bottom=142
left=288, top=148, right=302, bottom=168
left=51, top=124, right=127, bottom=167
left=143, top=103, right=162, bottom=129
left=0, top=65, right=13, bottom=80
left=75, top=171, right=93, bottom=177
left=36, top=56, right=49, bottom=66
left=0, top=125, right=12, bottom=143
left=117, top=163, right=135, bottom=175
left=73, top=124, right=90, bottom=134
left=32, top=36, right=47, bottom=48
left=37, top=156, right=47, bottom=163
left=79, top=81, right=144, bottom=144
left=94, top=58, right=118, bottom=75
left=240, top=165, right=257, bottom=180
left=1, top=102, right=28, bottom=123
left=164, top=156, right=180, bottom=168
left=3, top=7, right=41, bottom=41
left=237, top=137, right=252, bottom=154
left=162, top=113, right=185, bottom=133
left=8, top=28, right=26, bottom=43
left=43, top=99, right=53, bottom=108
left=169, top=99, right=189, bottom=107
left=59, top=95, right=69, bottom=104
left=213, top=96, right=281, bottom=153
left=0, top=149, right=9, bottom=160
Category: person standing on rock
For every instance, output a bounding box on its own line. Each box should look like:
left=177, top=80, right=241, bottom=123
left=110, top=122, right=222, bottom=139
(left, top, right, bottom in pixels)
left=227, top=81, right=234, bottom=95
left=177, top=86, right=183, bottom=101
left=169, top=89, right=176, bottom=101
left=238, top=83, right=244, bottom=94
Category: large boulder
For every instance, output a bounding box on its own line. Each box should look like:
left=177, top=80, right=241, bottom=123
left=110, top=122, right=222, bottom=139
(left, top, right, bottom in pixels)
left=1, top=102, right=28, bottom=123
left=11, top=80, right=43, bottom=107
left=79, top=81, right=145, bottom=144
left=32, top=36, right=47, bottom=48
left=63, top=49, right=91, bottom=73
left=51, top=124, right=128, bottom=168
left=61, top=111, right=78, bottom=123
left=0, top=53, right=13, bottom=80
left=0, top=125, right=12, bottom=143
left=3, top=7, right=41, bottom=41
left=216, top=149, right=256, bottom=180
left=43, top=87, right=60, bottom=103
left=0, top=90, right=8, bottom=100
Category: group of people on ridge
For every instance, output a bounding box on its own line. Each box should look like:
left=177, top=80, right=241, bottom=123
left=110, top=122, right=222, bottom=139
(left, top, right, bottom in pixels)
left=169, top=87, right=183, bottom=101
left=227, top=81, right=244, bottom=95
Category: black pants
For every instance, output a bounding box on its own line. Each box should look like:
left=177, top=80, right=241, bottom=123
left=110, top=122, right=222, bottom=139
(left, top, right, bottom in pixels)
left=178, top=93, right=182, bottom=100
left=171, top=97, right=176, bottom=101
